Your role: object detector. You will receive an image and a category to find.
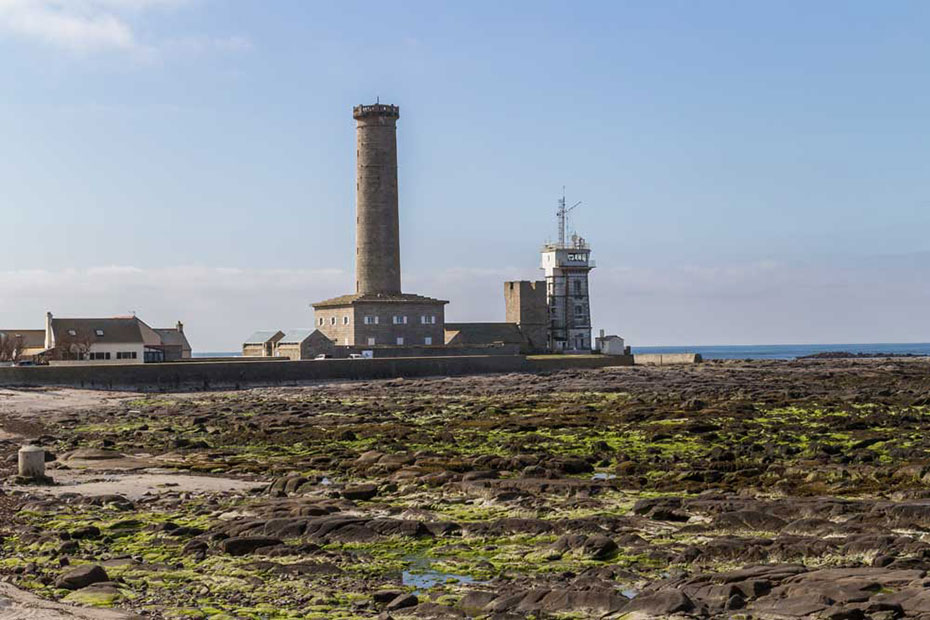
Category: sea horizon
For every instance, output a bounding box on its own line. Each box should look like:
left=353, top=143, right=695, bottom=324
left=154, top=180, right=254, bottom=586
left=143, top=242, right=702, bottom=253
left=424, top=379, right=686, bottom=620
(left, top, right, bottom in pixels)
left=194, top=342, right=930, bottom=361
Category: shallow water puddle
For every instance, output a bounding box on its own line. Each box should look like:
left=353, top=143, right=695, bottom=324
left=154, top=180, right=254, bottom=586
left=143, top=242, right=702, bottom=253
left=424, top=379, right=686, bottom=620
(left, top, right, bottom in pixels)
left=402, top=556, right=484, bottom=593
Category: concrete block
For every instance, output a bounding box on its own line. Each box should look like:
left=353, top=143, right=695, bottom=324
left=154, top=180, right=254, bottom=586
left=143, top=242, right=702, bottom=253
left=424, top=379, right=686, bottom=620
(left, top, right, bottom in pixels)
left=18, top=445, right=46, bottom=479
left=633, top=353, right=702, bottom=366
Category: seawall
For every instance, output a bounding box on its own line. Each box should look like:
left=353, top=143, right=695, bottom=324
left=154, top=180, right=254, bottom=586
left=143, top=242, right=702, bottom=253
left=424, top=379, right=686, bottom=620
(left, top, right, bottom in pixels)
left=633, top=353, right=703, bottom=366
left=0, top=354, right=632, bottom=392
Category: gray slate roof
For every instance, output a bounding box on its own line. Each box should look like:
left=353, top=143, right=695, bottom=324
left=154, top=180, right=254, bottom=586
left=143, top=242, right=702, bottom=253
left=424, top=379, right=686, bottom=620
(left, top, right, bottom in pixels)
left=313, top=292, right=448, bottom=308
left=278, top=329, right=317, bottom=344
left=444, top=323, right=528, bottom=346
left=154, top=328, right=192, bottom=351
left=244, top=330, right=284, bottom=345
left=0, top=330, right=45, bottom=349
left=51, top=318, right=151, bottom=345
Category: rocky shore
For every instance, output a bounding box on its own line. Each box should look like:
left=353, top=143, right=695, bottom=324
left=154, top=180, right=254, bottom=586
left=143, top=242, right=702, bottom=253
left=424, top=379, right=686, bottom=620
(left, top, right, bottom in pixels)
left=1, top=357, right=930, bottom=618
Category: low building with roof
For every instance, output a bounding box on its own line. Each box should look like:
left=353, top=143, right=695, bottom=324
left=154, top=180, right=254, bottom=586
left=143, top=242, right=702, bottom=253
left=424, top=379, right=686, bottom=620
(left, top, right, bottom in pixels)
left=154, top=322, right=192, bottom=361
left=43, top=313, right=191, bottom=363
left=242, top=330, right=285, bottom=358
left=0, top=329, right=46, bottom=362
left=312, top=293, right=446, bottom=349
left=444, top=323, right=530, bottom=352
left=275, top=329, right=334, bottom=360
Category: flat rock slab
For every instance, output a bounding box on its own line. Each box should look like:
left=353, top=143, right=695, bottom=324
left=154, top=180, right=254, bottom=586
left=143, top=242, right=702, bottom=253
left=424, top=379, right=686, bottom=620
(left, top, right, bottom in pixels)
left=0, top=581, right=139, bottom=619
left=7, top=470, right=264, bottom=500
left=0, top=388, right=139, bottom=418
left=57, top=449, right=157, bottom=471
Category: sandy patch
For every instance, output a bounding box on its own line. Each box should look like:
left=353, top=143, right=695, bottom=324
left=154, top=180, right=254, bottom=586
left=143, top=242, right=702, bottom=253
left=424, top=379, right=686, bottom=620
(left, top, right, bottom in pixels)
left=0, top=388, right=140, bottom=418
left=0, top=581, right=137, bottom=619
left=10, top=469, right=264, bottom=501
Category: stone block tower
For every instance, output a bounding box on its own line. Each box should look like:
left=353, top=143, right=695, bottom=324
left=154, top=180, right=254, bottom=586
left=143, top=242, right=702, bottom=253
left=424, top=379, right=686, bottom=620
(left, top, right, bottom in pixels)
left=504, top=280, right=548, bottom=352
left=354, top=103, right=401, bottom=295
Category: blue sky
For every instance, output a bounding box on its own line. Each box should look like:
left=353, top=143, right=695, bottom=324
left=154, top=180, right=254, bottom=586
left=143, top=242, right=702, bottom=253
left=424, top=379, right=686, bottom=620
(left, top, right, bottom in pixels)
left=0, top=0, right=928, bottom=349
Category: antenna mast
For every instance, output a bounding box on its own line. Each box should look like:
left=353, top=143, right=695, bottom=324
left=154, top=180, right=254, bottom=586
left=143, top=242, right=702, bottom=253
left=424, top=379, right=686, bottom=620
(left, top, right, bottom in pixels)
left=556, top=187, right=581, bottom=247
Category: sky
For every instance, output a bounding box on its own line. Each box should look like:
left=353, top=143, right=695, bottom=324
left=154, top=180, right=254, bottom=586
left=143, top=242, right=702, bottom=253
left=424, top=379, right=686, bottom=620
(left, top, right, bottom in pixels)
left=0, top=0, right=928, bottom=350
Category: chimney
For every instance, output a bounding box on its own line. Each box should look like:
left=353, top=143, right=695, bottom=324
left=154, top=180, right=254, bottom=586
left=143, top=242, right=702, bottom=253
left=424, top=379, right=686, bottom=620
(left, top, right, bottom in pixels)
left=45, top=312, right=53, bottom=350
left=176, top=321, right=184, bottom=333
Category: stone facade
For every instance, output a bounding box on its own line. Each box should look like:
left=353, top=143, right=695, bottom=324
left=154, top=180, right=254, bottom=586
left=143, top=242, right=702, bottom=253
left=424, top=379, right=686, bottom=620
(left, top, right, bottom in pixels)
left=504, top=280, right=549, bottom=353
left=276, top=331, right=334, bottom=360
left=242, top=344, right=269, bottom=358
left=242, top=331, right=284, bottom=358
left=314, top=295, right=446, bottom=347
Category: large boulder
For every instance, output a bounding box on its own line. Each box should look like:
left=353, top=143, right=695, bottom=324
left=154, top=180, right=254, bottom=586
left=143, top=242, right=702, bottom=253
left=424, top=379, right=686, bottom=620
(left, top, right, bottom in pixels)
left=219, top=536, right=282, bottom=556
left=341, top=483, right=378, bottom=501
left=55, top=564, right=109, bottom=590
left=621, top=590, right=695, bottom=617
left=386, top=593, right=418, bottom=611
left=480, top=587, right=628, bottom=616
left=550, top=534, right=619, bottom=560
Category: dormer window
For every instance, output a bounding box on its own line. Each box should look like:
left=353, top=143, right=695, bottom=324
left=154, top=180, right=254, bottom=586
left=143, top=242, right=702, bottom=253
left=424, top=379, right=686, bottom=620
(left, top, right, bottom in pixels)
left=95, top=329, right=105, bottom=337
left=67, top=329, right=77, bottom=337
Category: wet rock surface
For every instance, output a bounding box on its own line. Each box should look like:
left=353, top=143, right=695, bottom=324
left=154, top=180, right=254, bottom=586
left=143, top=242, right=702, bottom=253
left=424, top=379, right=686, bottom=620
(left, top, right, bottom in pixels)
left=1, top=358, right=930, bottom=617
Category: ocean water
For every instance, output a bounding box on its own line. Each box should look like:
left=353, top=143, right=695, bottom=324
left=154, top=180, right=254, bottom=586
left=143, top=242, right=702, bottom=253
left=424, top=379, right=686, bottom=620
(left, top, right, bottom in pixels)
left=632, top=343, right=930, bottom=360
left=195, top=343, right=930, bottom=361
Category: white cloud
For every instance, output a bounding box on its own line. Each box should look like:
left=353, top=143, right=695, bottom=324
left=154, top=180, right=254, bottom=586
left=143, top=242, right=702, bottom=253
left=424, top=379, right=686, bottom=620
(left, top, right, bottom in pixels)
left=0, top=0, right=135, bottom=51
left=0, top=0, right=250, bottom=58
left=160, top=34, right=253, bottom=56
left=0, top=266, right=347, bottom=352
left=0, top=255, right=928, bottom=351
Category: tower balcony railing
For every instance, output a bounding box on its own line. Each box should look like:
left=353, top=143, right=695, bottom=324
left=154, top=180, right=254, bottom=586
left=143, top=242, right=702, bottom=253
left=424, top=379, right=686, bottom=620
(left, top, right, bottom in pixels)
left=353, top=104, right=400, bottom=119
left=542, top=241, right=591, bottom=252
left=550, top=259, right=596, bottom=268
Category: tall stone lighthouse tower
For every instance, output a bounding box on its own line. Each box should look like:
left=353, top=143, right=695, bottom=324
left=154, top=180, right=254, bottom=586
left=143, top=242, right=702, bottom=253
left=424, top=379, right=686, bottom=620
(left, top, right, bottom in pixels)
left=354, top=103, right=401, bottom=295
left=312, top=102, right=447, bottom=350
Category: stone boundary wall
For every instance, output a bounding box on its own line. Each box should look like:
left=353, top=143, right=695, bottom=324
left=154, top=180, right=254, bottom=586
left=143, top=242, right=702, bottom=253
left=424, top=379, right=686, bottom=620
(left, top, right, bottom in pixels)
left=0, top=354, right=630, bottom=392
left=526, top=355, right=633, bottom=372
left=633, top=353, right=703, bottom=366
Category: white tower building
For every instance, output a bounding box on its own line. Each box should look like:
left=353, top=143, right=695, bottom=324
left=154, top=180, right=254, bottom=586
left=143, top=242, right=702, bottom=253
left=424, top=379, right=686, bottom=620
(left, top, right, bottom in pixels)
left=541, top=193, right=595, bottom=352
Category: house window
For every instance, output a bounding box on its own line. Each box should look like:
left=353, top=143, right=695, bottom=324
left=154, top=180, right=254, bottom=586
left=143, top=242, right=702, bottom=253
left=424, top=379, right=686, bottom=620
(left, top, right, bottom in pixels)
left=95, top=329, right=105, bottom=337
left=343, top=316, right=349, bottom=325
left=364, top=316, right=379, bottom=325
left=117, top=352, right=137, bottom=360
left=420, top=315, right=436, bottom=325
left=392, top=315, right=407, bottom=325
left=575, top=305, right=585, bottom=317
left=367, top=337, right=376, bottom=346
left=424, top=336, right=432, bottom=345
left=318, top=317, right=324, bottom=326
left=89, top=352, right=111, bottom=361
left=330, top=317, right=336, bottom=325
left=396, top=337, right=404, bottom=345
left=573, top=280, right=582, bottom=295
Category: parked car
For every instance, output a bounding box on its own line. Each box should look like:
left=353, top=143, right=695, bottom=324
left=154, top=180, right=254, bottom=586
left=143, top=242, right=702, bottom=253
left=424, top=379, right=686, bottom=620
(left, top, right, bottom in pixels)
left=314, top=354, right=332, bottom=360
left=348, top=353, right=364, bottom=359
left=13, top=360, right=35, bottom=367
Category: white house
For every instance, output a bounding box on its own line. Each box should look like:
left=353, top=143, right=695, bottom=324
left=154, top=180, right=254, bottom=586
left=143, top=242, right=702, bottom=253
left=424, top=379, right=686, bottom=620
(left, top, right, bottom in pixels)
left=45, top=313, right=191, bottom=363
